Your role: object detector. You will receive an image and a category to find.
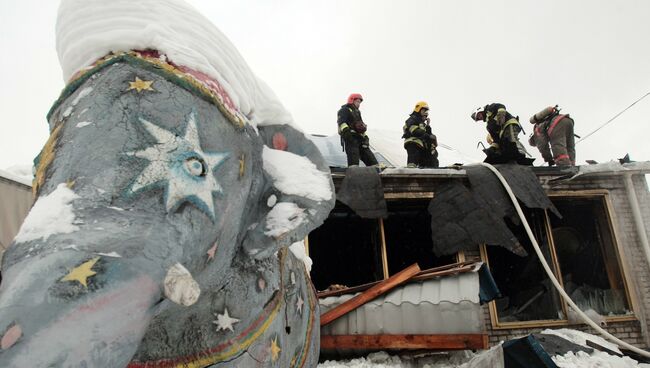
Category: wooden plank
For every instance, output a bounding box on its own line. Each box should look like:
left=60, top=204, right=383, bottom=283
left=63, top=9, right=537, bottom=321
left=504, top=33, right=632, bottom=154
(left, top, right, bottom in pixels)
left=320, top=263, right=421, bottom=326
left=379, top=218, right=389, bottom=280
left=317, top=261, right=477, bottom=299
left=320, top=334, right=488, bottom=350
left=384, top=192, right=435, bottom=199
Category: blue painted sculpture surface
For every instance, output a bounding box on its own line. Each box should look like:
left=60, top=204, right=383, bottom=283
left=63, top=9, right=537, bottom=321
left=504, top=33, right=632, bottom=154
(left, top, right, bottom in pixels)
left=0, top=3, right=334, bottom=366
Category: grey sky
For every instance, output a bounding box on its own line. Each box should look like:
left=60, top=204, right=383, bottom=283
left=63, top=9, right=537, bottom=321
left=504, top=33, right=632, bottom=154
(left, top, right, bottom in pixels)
left=1, top=0, right=649, bottom=170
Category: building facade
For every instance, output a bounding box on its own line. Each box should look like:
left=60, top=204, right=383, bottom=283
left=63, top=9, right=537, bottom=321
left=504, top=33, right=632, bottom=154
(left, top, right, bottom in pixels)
left=309, top=163, right=650, bottom=351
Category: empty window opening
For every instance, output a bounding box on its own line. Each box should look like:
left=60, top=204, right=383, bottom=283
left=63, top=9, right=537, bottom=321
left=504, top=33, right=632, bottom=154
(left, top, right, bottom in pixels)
left=550, top=196, right=631, bottom=318
left=485, top=209, right=564, bottom=324
left=308, top=207, right=383, bottom=291
left=384, top=201, right=455, bottom=275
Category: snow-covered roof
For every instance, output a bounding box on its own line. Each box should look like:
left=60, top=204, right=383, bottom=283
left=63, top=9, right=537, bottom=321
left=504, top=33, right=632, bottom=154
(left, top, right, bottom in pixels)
left=573, top=161, right=650, bottom=176
left=0, top=168, right=32, bottom=187
left=369, top=129, right=482, bottom=168
left=307, top=135, right=394, bottom=168
left=56, top=0, right=293, bottom=128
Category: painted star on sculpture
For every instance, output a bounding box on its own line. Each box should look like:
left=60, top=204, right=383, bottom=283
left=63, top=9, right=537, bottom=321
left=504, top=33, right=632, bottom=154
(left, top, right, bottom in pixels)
left=61, top=257, right=100, bottom=287
left=212, top=308, right=240, bottom=332
left=127, top=112, right=229, bottom=220
left=270, top=336, right=282, bottom=362
left=127, top=76, right=154, bottom=93
left=296, top=294, right=304, bottom=315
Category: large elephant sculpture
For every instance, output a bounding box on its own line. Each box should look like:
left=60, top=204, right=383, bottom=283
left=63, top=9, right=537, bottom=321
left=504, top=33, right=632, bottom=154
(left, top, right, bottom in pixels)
left=0, top=1, right=334, bottom=367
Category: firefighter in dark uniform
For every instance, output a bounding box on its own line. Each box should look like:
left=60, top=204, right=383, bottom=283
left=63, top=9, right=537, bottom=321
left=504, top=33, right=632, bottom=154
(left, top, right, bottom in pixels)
left=402, top=101, right=439, bottom=168
left=337, top=93, right=378, bottom=167
left=471, top=103, right=532, bottom=165
left=528, top=105, right=576, bottom=166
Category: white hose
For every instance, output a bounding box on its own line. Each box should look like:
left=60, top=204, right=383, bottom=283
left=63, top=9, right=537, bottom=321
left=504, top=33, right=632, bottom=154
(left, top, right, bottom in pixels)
left=475, top=162, right=650, bottom=358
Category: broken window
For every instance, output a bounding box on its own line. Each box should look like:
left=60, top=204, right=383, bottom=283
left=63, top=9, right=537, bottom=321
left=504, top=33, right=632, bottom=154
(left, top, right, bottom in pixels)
left=383, top=200, right=455, bottom=275
left=550, top=195, right=632, bottom=319
left=308, top=207, right=384, bottom=291
left=308, top=199, right=459, bottom=292
left=483, top=208, right=566, bottom=325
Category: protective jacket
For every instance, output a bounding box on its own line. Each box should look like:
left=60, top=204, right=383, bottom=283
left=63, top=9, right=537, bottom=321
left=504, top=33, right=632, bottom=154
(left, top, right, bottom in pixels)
left=337, top=104, right=367, bottom=136
left=530, top=111, right=576, bottom=166
left=402, top=112, right=437, bottom=148
left=484, top=103, right=520, bottom=146
left=336, top=104, right=377, bottom=167
left=482, top=103, right=530, bottom=164
left=402, top=112, right=438, bottom=168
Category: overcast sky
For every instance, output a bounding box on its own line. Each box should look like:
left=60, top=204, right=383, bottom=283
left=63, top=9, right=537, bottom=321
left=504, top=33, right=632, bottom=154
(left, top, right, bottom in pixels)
left=1, top=0, right=649, bottom=170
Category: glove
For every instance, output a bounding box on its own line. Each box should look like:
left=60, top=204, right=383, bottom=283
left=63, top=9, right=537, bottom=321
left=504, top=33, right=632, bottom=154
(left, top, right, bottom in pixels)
left=527, top=134, right=536, bottom=147
left=426, top=134, right=436, bottom=144
left=353, top=121, right=367, bottom=134
left=547, top=160, right=555, bottom=167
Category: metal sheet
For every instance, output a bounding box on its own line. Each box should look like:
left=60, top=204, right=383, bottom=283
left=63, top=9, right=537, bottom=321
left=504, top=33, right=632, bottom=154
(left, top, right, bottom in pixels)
left=0, top=175, right=33, bottom=258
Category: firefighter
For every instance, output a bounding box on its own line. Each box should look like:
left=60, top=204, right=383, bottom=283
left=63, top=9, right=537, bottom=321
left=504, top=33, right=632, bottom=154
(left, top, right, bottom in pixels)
left=471, top=103, right=532, bottom=165
left=337, top=93, right=379, bottom=167
left=528, top=105, right=576, bottom=166
left=402, top=101, right=439, bottom=168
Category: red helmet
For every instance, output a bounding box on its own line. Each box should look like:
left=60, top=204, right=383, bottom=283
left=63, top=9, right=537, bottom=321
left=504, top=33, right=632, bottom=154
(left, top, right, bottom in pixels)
left=347, top=93, right=363, bottom=104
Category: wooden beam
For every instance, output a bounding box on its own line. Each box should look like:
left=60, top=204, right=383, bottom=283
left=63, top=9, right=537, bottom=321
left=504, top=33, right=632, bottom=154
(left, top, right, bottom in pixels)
left=317, top=261, right=478, bottom=299
left=320, top=263, right=420, bottom=326
left=320, top=334, right=488, bottom=351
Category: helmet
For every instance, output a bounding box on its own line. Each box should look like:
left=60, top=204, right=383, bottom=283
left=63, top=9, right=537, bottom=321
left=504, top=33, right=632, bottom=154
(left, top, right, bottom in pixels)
left=414, top=101, right=429, bottom=113
left=347, top=93, right=363, bottom=104
left=471, top=105, right=487, bottom=122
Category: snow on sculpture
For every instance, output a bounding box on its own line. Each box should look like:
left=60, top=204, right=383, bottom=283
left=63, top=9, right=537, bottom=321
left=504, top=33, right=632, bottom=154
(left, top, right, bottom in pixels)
left=0, top=1, right=334, bottom=367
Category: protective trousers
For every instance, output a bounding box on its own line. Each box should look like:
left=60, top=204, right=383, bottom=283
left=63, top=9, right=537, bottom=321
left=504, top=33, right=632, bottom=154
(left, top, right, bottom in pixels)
left=547, top=117, right=576, bottom=166
left=343, top=133, right=378, bottom=167
left=405, top=142, right=438, bottom=168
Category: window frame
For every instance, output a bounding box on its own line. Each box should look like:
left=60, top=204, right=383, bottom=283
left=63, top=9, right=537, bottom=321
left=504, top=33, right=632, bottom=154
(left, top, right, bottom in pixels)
left=480, top=209, right=569, bottom=329
left=547, top=190, right=638, bottom=323
left=481, top=189, right=638, bottom=330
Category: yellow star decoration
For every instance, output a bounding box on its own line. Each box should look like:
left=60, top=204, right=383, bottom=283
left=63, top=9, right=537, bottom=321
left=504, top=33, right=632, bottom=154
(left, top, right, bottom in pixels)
left=61, top=257, right=100, bottom=287
left=127, top=77, right=154, bottom=93
left=270, top=336, right=281, bottom=362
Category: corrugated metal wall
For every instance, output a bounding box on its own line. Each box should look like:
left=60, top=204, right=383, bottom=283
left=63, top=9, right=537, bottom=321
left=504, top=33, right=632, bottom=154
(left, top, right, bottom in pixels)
left=0, top=176, right=33, bottom=264
left=320, top=272, right=483, bottom=335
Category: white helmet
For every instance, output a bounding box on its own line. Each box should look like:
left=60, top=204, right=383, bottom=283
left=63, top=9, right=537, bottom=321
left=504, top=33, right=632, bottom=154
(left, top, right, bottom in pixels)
left=471, top=105, right=487, bottom=122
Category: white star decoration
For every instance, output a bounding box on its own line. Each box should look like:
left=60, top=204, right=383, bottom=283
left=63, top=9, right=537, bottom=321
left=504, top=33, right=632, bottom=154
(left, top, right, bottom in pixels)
left=127, top=113, right=229, bottom=220
left=296, top=294, right=304, bottom=315
left=213, top=307, right=240, bottom=332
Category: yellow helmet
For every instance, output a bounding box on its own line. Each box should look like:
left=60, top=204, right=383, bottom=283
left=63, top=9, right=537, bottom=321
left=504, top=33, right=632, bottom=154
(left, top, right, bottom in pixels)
left=414, top=101, right=429, bottom=113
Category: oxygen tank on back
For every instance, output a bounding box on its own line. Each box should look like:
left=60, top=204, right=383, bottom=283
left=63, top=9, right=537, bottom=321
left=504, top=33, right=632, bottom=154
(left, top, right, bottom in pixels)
left=530, top=106, right=557, bottom=124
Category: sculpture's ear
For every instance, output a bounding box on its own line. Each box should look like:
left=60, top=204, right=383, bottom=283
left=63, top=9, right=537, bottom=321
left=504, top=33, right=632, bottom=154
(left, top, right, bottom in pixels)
left=242, top=124, right=335, bottom=259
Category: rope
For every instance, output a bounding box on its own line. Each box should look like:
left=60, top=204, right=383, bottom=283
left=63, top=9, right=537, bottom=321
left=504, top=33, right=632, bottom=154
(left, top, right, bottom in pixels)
left=577, top=92, right=650, bottom=144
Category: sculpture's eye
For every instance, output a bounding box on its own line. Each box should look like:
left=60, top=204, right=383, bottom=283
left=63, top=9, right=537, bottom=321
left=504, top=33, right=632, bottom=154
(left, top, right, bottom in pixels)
left=185, top=156, right=207, bottom=177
